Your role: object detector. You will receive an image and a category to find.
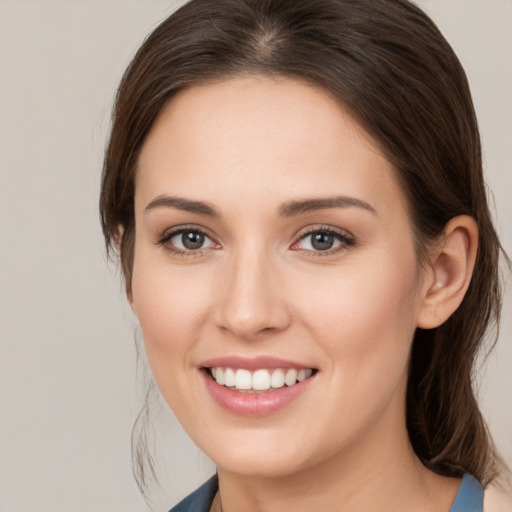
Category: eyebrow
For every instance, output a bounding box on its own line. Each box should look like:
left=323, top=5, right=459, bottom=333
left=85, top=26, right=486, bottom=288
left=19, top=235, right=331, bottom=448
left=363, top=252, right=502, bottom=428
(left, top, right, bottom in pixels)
left=278, top=196, right=377, bottom=217
left=144, top=194, right=377, bottom=218
left=144, top=195, right=220, bottom=217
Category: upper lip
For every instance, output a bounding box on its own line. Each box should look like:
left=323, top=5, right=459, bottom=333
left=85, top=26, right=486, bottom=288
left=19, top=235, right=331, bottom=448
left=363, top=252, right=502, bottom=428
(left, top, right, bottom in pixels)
left=200, top=356, right=315, bottom=371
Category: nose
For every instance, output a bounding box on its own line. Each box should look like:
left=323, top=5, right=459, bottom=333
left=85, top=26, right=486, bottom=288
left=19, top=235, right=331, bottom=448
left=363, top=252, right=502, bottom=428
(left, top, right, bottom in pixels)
left=214, top=247, right=291, bottom=341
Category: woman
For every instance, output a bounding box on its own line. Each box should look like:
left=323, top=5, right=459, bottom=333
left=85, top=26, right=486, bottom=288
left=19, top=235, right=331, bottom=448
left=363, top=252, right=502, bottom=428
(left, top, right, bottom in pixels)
left=100, top=0, right=509, bottom=510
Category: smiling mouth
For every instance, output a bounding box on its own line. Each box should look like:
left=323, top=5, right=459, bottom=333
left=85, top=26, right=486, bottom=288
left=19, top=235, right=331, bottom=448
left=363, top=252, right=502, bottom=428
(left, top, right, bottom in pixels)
left=206, top=367, right=317, bottom=393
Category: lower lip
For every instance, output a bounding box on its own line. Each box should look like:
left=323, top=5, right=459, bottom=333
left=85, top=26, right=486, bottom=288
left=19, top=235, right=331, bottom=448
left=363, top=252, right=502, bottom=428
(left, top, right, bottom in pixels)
left=201, top=370, right=315, bottom=416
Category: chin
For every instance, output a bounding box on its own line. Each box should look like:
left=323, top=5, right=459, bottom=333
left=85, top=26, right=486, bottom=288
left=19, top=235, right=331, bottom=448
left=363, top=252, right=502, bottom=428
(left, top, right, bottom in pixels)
left=213, top=451, right=312, bottom=478
left=195, top=426, right=338, bottom=479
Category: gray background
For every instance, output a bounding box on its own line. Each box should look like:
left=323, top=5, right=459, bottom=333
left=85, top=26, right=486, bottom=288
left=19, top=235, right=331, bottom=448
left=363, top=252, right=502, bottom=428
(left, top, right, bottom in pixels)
left=0, top=1, right=510, bottom=511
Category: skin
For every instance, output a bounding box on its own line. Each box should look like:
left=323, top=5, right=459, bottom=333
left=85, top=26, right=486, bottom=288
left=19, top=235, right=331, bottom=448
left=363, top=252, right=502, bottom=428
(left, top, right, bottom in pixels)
left=130, top=76, right=477, bottom=511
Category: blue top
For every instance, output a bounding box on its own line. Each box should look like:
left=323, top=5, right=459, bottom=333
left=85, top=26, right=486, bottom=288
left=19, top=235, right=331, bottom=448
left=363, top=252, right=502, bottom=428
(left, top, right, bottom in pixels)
left=169, top=473, right=483, bottom=512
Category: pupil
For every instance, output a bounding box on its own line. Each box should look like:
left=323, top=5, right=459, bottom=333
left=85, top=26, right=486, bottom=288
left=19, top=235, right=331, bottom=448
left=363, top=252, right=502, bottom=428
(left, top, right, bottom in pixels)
left=312, top=232, right=334, bottom=251
left=182, top=231, right=204, bottom=250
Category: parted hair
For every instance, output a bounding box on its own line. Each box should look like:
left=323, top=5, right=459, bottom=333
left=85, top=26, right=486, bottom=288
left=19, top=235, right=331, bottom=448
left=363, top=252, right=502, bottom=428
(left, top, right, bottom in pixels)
left=100, top=0, right=507, bottom=492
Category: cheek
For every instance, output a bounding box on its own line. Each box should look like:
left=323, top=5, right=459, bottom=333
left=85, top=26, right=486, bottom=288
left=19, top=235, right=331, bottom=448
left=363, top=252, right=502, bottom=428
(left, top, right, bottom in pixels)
left=130, top=262, right=219, bottom=428
left=295, top=247, right=421, bottom=384
left=130, top=251, right=214, bottom=377
left=287, top=253, right=421, bottom=452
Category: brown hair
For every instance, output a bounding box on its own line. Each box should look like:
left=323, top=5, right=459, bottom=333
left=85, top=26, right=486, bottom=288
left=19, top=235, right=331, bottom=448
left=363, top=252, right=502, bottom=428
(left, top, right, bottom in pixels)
left=100, top=0, right=508, bottom=491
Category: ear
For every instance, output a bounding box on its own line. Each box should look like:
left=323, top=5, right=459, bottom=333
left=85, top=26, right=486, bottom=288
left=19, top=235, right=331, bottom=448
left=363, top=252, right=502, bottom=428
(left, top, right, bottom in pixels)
left=416, top=215, right=478, bottom=329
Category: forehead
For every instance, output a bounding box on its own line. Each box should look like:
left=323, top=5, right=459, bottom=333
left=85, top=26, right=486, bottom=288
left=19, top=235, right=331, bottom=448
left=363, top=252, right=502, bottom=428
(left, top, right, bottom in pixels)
left=136, top=76, right=406, bottom=216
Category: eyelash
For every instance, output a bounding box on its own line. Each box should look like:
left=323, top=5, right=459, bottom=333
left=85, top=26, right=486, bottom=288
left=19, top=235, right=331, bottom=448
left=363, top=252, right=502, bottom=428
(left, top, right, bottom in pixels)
left=155, top=225, right=218, bottom=258
left=292, top=226, right=356, bottom=256
left=155, top=225, right=356, bottom=258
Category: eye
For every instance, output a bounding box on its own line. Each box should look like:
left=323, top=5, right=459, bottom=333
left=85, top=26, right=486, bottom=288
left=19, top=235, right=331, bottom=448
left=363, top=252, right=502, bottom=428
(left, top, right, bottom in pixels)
left=292, top=227, right=354, bottom=253
left=157, top=227, right=219, bottom=254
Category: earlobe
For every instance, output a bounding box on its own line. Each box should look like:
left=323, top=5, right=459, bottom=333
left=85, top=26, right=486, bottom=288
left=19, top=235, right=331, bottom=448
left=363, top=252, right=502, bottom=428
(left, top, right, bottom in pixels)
left=416, top=215, right=478, bottom=329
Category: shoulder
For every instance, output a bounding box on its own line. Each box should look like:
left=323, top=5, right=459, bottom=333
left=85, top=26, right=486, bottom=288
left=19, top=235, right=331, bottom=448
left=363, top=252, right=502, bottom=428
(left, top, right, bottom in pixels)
left=484, top=479, right=512, bottom=512
left=168, top=475, right=219, bottom=512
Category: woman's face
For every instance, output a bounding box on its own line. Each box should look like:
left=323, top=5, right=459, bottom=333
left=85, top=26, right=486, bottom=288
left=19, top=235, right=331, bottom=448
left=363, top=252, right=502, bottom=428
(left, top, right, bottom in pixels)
left=131, top=76, right=428, bottom=477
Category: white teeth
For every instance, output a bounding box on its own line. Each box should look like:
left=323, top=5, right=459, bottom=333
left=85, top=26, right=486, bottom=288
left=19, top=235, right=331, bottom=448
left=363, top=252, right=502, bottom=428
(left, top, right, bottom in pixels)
left=270, top=368, right=285, bottom=388
left=224, top=368, right=236, bottom=387
left=252, top=369, right=271, bottom=391
left=297, top=369, right=312, bottom=381
left=285, top=369, right=298, bottom=386
left=235, top=369, right=252, bottom=390
left=216, top=367, right=225, bottom=385
left=210, top=366, right=314, bottom=391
